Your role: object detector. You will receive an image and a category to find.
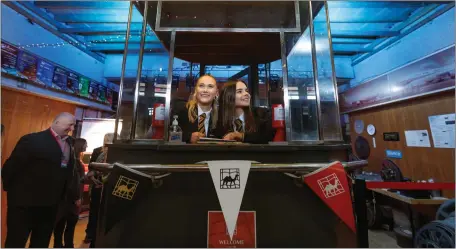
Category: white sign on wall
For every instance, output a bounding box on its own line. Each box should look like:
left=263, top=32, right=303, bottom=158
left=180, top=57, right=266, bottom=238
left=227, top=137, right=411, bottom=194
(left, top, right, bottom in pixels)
left=80, top=118, right=121, bottom=153
left=405, top=130, right=431, bottom=148
left=428, top=113, right=455, bottom=148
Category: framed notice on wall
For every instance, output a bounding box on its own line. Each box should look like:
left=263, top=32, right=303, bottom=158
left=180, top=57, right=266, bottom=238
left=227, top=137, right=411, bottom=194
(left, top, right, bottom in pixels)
left=16, top=51, right=37, bottom=81
left=79, top=77, right=90, bottom=97
left=1, top=39, right=114, bottom=107
left=36, top=59, right=54, bottom=87
left=53, top=67, right=68, bottom=91
left=88, top=81, right=99, bottom=100
left=67, top=72, right=80, bottom=94
left=106, top=88, right=113, bottom=105
left=98, top=84, right=107, bottom=102
left=1, top=42, right=19, bottom=75
left=428, top=113, right=455, bottom=148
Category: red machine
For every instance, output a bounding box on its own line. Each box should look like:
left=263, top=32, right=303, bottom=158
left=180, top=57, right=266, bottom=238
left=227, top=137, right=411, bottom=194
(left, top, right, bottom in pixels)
left=271, top=104, right=285, bottom=142
left=151, top=103, right=165, bottom=139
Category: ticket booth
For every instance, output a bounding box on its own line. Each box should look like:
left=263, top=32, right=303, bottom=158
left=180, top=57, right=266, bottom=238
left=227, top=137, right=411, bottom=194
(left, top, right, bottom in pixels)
left=94, top=1, right=367, bottom=247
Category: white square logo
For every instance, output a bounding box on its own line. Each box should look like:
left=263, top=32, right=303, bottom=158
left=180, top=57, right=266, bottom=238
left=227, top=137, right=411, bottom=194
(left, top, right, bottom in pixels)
left=317, top=173, right=345, bottom=198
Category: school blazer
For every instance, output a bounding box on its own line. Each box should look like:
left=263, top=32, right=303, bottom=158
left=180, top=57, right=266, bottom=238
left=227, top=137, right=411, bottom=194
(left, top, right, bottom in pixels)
left=213, top=107, right=275, bottom=144
left=176, top=107, right=216, bottom=144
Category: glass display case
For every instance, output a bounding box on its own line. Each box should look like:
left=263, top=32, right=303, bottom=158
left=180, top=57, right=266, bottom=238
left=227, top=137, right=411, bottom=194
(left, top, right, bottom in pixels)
left=114, top=1, right=343, bottom=144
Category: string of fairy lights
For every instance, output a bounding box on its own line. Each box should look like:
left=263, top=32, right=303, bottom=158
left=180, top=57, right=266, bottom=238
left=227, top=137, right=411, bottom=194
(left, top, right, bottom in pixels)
left=17, top=32, right=156, bottom=49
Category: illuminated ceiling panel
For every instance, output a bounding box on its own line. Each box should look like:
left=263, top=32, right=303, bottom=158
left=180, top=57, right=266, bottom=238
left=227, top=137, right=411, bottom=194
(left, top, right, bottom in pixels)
left=324, top=1, right=454, bottom=64
left=3, top=0, right=453, bottom=64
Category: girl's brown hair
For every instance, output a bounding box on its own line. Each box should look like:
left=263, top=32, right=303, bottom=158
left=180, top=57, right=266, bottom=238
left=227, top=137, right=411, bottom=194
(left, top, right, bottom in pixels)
left=218, top=80, right=256, bottom=133
left=186, top=74, right=218, bottom=129
left=74, top=138, right=87, bottom=161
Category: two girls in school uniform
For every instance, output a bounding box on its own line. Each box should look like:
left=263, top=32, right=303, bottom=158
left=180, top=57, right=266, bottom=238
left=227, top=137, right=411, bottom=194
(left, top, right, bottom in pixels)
left=177, top=75, right=273, bottom=144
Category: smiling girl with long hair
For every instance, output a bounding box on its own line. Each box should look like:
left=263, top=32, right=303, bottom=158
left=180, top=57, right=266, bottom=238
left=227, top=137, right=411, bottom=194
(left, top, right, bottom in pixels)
left=215, top=80, right=274, bottom=144
left=177, top=74, right=219, bottom=143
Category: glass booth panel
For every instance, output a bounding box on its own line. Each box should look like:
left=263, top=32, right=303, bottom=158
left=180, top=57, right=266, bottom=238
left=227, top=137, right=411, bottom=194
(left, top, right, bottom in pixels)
left=312, top=2, right=342, bottom=141
left=134, top=50, right=170, bottom=139
left=258, top=64, right=269, bottom=107
left=285, top=29, right=319, bottom=141
left=170, top=59, right=200, bottom=115
left=114, top=2, right=172, bottom=140
left=115, top=4, right=144, bottom=140
left=269, top=59, right=284, bottom=106
left=205, top=65, right=249, bottom=84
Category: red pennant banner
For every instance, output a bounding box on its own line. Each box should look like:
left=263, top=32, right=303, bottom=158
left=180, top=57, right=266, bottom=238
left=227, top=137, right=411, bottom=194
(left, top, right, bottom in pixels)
left=303, top=161, right=356, bottom=232
left=207, top=211, right=256, bottom=248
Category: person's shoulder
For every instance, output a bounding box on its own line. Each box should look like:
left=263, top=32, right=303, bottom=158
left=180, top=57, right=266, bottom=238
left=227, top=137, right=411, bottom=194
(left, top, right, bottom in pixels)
left=23, top=129, right=49, bottom=140
left=93, top=146, right=103, bottom=153
left=176, top=106, right=190, bottom=121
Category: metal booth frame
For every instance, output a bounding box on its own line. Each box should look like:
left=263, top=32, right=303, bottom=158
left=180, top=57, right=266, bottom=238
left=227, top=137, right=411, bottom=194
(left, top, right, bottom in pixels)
left=114, top=1, right=343, bottom=144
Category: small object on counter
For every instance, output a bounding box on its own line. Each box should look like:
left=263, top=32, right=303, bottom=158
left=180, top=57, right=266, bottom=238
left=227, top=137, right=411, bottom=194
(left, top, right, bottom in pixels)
left=168, top=115, right=183, bottom=143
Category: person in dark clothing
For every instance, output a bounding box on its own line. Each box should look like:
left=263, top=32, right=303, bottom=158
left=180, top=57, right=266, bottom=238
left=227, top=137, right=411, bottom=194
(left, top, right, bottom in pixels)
left=2, top=112, right=76, bottom=248
left=84, top=133, right=114, bottom=247
left=176, top=75, right=219, bottom=143
left=83, top=146, right=102, bottom=244
left=213, top=80, right=274, bottom=144
left=53, top=138, right=87, bottom=248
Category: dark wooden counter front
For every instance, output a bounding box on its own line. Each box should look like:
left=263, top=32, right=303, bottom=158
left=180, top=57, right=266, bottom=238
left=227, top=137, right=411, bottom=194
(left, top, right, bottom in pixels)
left=106, top=143, right=351, bottom=164
left=95, top=168, right=357, bottom=248
left=98, top=143, right=356, bottom=248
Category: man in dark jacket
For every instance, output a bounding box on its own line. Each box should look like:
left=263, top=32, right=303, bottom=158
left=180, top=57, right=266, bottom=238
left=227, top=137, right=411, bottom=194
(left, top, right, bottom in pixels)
left=2, top=112, right=76, bottom=248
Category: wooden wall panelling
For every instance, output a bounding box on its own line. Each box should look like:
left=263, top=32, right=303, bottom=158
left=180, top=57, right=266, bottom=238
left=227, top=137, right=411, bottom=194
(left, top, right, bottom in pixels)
left=349, top=91, right=455, bottom=197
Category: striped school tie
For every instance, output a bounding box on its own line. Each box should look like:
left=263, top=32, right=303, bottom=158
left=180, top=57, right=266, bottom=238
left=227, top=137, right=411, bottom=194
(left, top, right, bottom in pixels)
left=234, top=118, right=243, bottom=132
left=198, top=113, right=206, bottom=134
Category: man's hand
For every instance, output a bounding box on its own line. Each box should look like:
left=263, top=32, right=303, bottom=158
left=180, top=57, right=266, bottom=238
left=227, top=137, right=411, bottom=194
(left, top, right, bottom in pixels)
left=190, top=132, right=205, bottom=144
left=86, top=171, right=95, bottom=178
left=223, top=132, right=244, bottom=141
left=85, top=171, right=102, bottom=187
left=91, top=176, right=103, bottom=188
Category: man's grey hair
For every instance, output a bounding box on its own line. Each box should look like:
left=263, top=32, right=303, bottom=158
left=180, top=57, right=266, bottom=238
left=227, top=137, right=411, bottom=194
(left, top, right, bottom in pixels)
left=53, top=112, right=75, bottom=123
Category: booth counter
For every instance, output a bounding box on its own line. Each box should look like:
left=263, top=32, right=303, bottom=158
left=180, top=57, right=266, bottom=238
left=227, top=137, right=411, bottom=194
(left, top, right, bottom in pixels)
left=90, top=144, right=367, bottom=248
left=105, top=143, right=351, bottom=164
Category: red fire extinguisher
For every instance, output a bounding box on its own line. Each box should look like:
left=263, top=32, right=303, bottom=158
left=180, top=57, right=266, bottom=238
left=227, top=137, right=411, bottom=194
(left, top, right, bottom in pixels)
left=272, top=104, right=285, bottom=142
left=151, top=103, right=165, bottom=139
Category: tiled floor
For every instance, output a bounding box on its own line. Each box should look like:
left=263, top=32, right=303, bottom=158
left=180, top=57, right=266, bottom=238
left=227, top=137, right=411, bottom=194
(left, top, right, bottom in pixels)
left=368, top=230, right=400, bottom=248
left=26, top=215, right=90, bottom=248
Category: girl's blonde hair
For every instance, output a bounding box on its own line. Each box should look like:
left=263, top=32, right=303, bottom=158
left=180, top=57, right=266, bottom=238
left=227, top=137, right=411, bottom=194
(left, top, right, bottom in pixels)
left=186, top=74, right=218, bottom=129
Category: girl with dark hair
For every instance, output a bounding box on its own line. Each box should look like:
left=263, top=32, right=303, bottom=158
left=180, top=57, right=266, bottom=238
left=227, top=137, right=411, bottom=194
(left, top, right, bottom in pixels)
left=53, top=138, right=87, bottom=248
left=176, top=74, right=219, bottom=143
left=215, top=80, right=274, bottom=144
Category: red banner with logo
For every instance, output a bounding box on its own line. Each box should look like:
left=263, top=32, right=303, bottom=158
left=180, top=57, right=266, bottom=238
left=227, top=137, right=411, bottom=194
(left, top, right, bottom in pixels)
left=303, top=161, right=356, bottom=232
left=207, top=211, right=256, bottom=248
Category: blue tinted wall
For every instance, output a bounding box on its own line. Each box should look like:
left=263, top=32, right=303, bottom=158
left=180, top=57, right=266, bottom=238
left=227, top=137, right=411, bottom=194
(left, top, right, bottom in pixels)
left=1, top=5, right=105, bottom=82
